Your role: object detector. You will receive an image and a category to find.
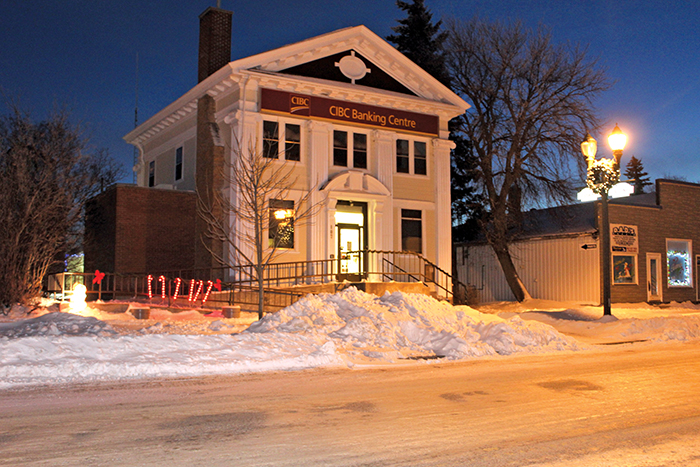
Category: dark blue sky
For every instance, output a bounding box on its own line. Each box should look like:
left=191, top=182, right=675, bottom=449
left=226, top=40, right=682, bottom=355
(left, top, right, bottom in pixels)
left=2, top=0, right=699, bottom=184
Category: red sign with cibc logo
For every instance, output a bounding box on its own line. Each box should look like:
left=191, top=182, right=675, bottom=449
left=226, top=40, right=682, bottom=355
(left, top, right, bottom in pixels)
left=260, top=88, right=438, bottom=136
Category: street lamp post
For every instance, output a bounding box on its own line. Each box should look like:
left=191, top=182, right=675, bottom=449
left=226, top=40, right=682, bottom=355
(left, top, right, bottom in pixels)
left=582, top=125, right=627, bottom=316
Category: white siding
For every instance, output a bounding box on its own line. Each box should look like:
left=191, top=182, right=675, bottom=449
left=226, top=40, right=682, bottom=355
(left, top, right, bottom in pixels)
left=456, top=235, right=600, bottom=304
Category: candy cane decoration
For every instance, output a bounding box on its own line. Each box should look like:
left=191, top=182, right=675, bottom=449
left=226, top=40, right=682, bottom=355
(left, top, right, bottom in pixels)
left=172, top=277, right=182, bottom=300
left=147, top=275, right=154, bottom=299
left=202, top=280, right=214, bottom=304
left=188, top=279, right=196, bottom=302
left=192, top=280, right=204, bottom=302
left=158, top=275, right=166, bottom=300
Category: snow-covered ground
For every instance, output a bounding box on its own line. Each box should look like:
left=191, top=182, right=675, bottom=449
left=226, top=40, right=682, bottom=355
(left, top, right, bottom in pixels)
left=2, top=287, right=700, bottom=389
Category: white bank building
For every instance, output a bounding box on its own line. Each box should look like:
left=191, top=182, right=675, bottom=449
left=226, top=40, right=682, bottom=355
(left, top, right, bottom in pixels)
left=121, top=7, right=468, bottom=298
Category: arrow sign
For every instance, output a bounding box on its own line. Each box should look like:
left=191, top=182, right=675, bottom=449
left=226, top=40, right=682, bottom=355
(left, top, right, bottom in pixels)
left=581, top=243, right=597, bottom=250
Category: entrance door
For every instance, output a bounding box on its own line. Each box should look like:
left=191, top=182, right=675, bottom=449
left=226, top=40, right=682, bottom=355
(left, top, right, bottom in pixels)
left=646, top=253, right=663, bottom=302
left=337, top=223, right=363, bottom=281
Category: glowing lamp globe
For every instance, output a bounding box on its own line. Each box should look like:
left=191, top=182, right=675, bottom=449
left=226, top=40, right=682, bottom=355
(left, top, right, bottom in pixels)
left=608, top=124, right=627, bottom=152
left=581, top=134, right=597, bottom=169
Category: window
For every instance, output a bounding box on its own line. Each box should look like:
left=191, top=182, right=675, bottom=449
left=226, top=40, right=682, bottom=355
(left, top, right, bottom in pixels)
left=263, top=120, right=301, bottom=161
left=401, top=209, right=422, bottom=253
left=285, top=124, right=301, bottom=161
left=396, top=139, right=409, bottom=173
left=269, top=199, right=294, bottom=249
left=396, top=139, right=428, bottom=175
left=414, top=141, right=427, bottom=175
left=613, top=254, right=637, bottom=284
left=667, top=239, right=692, bottom=287
left=333, top=130, right=368, bottom=168
left=353, top=133, right=367, bottom=169
left=148, top=160, right=155, bottom=187
left=333, top=130, right=348, bottom=167
left=175, top=146, right=183, bottom=181
left=263, top=121, right=279, bottom=159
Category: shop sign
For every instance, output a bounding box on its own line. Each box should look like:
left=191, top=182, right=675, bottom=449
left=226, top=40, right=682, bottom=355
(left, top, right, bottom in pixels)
left=611, top=224, right=638, bottom=253
left=261, top=88, right=439, bottom=136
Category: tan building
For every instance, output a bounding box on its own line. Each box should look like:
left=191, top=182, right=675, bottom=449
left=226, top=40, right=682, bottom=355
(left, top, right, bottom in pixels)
left=91, top=7, right=468, bottom=299
left=456, top=179, right=700, bottom=305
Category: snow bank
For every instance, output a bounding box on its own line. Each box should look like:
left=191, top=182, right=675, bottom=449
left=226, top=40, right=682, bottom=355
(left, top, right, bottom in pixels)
left=247, top=288, right=583, bottom=362
left=0, top=289, right=585, bottom=388
left=4, top=288, right=700, bottom=389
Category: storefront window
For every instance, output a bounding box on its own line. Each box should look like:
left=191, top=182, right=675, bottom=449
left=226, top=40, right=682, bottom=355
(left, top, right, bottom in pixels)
left=667, top=239, right=692, bottom=287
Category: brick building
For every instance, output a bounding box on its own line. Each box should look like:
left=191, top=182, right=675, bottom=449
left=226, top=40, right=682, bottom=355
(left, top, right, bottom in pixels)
left=455, top=179, right=700, bottom=304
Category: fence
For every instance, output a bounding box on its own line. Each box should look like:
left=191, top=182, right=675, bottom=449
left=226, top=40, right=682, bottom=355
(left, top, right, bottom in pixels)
left=45, top=250, right=468, bottom=310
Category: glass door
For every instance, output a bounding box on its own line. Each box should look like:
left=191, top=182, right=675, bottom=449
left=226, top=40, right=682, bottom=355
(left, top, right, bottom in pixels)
left=337, top=224, right=362, bottom=281
left=646, top=253, right=662, bottom=302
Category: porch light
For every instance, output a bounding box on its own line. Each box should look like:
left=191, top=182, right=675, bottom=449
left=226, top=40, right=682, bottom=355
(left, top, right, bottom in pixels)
left=274, top=209, right=292, bottom=220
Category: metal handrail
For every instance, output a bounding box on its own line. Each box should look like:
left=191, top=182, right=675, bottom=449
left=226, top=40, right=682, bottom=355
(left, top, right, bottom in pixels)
left=44, top=250, right=469, bottom=306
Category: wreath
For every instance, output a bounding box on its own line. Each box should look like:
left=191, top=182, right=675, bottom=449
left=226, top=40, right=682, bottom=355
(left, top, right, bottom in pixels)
left=586, top=159, right=619, bottom=194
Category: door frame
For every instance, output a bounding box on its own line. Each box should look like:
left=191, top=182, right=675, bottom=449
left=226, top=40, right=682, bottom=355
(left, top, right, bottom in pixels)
left=646, top=252, right=663, bottom=302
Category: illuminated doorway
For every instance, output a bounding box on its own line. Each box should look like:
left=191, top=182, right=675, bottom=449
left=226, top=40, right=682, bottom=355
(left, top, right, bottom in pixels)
left=335, top=201, right=367, bottom=281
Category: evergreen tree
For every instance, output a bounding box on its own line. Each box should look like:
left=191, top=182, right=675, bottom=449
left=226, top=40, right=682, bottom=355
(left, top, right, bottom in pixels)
left=624, top=155, right=652, bottom=194
left=388, top=0, right=483, bottom=243
left=386, top=0, right=450, bottom=86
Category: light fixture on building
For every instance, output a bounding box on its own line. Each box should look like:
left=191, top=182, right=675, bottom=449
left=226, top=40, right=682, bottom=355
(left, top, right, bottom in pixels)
left=582, top=125, right=627, bottom=316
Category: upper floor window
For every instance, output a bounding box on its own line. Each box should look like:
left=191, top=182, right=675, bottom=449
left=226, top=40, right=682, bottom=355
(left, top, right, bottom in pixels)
left=148, top=160, right=155, bottom=187
left=334, top=130, right=368, bottom=169
left=396, top=139, right=428, bottom=175
left=175, top=146, right=183, bottom=181
left=263, top=120, right=301, bottom=161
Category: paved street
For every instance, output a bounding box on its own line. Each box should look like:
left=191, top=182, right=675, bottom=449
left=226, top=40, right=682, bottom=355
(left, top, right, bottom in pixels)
left=2, top=342, right=700, bottom=466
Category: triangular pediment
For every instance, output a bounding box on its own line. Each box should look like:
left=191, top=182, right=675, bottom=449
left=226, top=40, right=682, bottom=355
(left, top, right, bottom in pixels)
left=279, top=49, right=416, bottom=96
left=230, top=25, right=468, bottom=108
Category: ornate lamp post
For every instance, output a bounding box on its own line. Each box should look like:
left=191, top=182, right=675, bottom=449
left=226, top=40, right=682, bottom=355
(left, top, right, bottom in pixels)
left=582, top=124, right=627, bottom=316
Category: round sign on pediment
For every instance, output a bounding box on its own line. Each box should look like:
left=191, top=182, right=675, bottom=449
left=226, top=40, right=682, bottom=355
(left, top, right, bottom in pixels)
left=335, top=51, right=371, bottom=84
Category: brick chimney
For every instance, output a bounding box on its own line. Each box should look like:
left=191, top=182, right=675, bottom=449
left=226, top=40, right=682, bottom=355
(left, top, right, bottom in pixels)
left=195, top=5, right=232, bottom=272
left=198, top=7, right=232, bottom=82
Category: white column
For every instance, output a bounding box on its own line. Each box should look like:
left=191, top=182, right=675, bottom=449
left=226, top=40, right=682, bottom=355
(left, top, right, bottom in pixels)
left=222, top=109, right=260, bottom=269
left=307, top=120, right=332, bottom=263
left=433, top=138, right=456, bottom=285
left=372, top=130, right=394, bottom=251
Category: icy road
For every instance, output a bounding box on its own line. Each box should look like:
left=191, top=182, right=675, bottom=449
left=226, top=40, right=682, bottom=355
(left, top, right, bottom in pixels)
left=2, top=341, right=700, bottom=466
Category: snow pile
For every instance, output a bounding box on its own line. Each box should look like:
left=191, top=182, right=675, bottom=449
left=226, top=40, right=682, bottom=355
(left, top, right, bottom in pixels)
left=246, top=288, right=583, bottom=361
left=4, top=288, right=700, bottom=389
left=0, top=312, right=116, bottom=338
left=0, top=288, right=584, bottom=388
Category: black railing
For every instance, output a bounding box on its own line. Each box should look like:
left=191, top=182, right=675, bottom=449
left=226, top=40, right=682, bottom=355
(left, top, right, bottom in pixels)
left=45, top=250, right=469, bottom=309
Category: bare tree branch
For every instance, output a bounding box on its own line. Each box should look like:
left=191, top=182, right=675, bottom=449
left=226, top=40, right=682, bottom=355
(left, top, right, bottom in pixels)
left=446, top=18, right=611, bottom=301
